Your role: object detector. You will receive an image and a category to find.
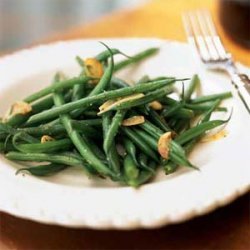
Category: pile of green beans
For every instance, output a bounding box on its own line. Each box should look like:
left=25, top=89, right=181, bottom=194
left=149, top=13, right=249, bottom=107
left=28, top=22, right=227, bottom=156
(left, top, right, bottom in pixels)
left=0, top=44, right=231, bottom=187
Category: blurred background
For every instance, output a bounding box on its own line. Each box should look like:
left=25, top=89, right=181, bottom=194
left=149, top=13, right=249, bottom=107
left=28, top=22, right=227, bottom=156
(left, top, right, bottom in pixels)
left=0, top=0, right=147, bottom=52
left=0, top=0, right=249, bottom=53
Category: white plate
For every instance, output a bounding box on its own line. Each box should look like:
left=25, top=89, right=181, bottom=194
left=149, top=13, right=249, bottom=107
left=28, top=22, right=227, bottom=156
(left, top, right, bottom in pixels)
left=0, top=38, right=249, bottom=229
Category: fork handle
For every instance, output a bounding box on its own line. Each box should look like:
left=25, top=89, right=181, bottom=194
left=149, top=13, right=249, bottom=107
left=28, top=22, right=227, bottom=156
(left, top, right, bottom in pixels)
left=231, top=73, right=250, bottom=114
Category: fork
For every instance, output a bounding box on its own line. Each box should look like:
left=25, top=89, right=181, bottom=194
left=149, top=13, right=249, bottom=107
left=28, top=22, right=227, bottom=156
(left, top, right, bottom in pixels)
left=182, top=10, right=250, bottom=114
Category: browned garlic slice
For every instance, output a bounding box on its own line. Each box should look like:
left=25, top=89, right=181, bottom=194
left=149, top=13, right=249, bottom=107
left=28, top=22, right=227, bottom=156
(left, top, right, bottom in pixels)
left=122, top=116, right=145, bottom=126
left=4, top=101, right=32, bottom=121
left=84, top=58, right=104, bottom=81
left=99, top=100, right=116, bottom=112
left=158, top=132, right=172, bottom=159
left=11, top=101, right=32, bottom=115
left=201, top=130, right=228, bottom=143
left=149, top=101, right=163, bottom=110
left=41, top=135, right=54, bottom=143
left=98, top=93, right=144, bottom=115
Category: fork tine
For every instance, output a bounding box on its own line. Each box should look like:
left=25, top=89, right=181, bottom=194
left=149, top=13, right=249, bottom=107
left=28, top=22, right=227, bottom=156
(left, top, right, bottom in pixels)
left=196, top=10, right=220, bottom=60
left=184, top=12, right=210, bottom=62
left=182, top=13, right=197, bottom=49
left=202, top=10, right=229, bottom=60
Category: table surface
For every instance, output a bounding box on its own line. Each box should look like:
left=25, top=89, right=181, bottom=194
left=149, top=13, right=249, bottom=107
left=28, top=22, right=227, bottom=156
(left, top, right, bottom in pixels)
left=0, top=0, right=249, bottom=249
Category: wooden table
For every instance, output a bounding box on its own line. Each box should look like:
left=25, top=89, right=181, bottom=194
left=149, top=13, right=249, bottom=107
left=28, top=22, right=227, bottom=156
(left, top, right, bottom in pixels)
left=0, top=0, right=249, bottom=249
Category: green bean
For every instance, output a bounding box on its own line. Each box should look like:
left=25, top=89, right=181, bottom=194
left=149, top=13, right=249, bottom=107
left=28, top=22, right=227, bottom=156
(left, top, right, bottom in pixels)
left=0, top=142, right=15, bottom=152
left=135, top=105, right=150, bottom=116
left=151, top=76, right=175, bottom=82
left=13, top=131, right=39, bottom=144
left=184, top=102, right=225, bottom=111
left=162, top=106, right=194, bottom=119
left=107, top=143, right=121, bottom=178
left=53, top=72, right=63, bottom=83
left=177, top=100, right=223, bottom=154
left=159, top=96, right=178, bottom=106
left=176, top=119, right=228, bottom=145
left=1, top=44, right=233, bottom=186
left=84, top=83, right=95, bottom=91
left=72, top=84, right=86, bottom=102
left=138, top=153, right=148, bottom=169
left=124, top=138, right=138, bottom=165
left=0, top=134, right=7, bottom=141
left=89, top=43, right=114, bottom=97
left=0, top=123, right=15, bottom=135
left=20, top=123, right=83, bottom=136
left=133, top=128, right=158, bottom=151
left=24, top=75, right=91, bottom=103
left=75, top=56, right=84, bottom=67
left=184, top=98, right=226, bottom=113
left=114, top=47, right=159, bottom=72
left=5, top=114, right=30, bottom=127
left=6, top=151, right=84, bottom=166
left=165, top=137, right=199, bottom=174
left=4, top=134, right=12, bottom=149
left=102, top=112, right=121, bottom=174
left=103, top=109, right=126, bottom=154
left=110, top=77, right=130, bottom=89
left=215, top=107, right=227, bottom=112
left=131, top=161, right=157, bottom=187
left=168, top=118, right=178, bottom=129
left=5, top=95, right=54, bottom=127
left=122, top=127, right=158, bottom=161
left=102, top=111, right=111, bottom=137
left=96, top=48, right=130, bottom=62
left=13, top=138, right=72, bottom=153
left=200, top=100, right=221, bottom=123
left=175, top=119, right=189, bottom=134
left=184, top=74, right=200, bottom=101
left=138, top=153, right=156, bottom=173
left=72, top=119, right=102, bottom=127
left=172, top=108, right=194, bottom=119
left=184, top=139, right=198, bottom=154
left=131, top=125, right=195, bottom=169
left=123, top=155, right=139, bottom=186
left=66, top=151, right=99, bottom=175
left=111, top=86, right=172, bottom=111
left=134, top=126, right=195, bottom=168
left=132, top=171, right=153, bottom=187
left=32, top=96, right=54, bottom=112
left=53, top=91, right=114, bottom=177
left=169, top=104, right=221, bottom=174
left=148, top=108, right=171, bottom=132
left=16, top=163, right=69, bottom=176
left=136, top=75, right=150, bottom=84
left=19, top=119, right=101, bottom=137
left=139, top=120, right=163, bottom=139
left=161, top=103, right=183, bottom=117
left=26, top=78, right=178, bottom=125
left=6, top=87, right=72, bottom=126
left=169, top=140, right=197, bottom=169
left=84, top=137, right=106, bottom=161
left=5, top=90, right=73, bottom=128
left=82, top=110, right=98, bottom=118
left=190, top=92, right=232, bottom=104
left=33, top=89, right=72, bottom=112
left=163, top=161, right=178, bottom=174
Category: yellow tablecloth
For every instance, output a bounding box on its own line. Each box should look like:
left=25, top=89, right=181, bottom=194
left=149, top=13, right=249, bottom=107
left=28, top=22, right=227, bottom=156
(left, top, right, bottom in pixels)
left=49, top=0, right=249, bottom=66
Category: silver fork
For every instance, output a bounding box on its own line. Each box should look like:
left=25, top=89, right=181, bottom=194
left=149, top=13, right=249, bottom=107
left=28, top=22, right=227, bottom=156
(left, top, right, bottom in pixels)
left=182, top=10, right=250, bottom=114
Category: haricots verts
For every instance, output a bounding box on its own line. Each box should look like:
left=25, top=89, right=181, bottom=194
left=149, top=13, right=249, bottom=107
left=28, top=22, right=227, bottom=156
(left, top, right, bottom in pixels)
left=0, top=45, right=231, bottom=187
